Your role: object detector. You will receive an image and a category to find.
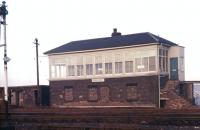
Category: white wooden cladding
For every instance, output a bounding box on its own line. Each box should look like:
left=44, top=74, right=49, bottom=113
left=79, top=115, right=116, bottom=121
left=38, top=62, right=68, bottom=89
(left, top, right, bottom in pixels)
left=49, top=45, right=158, bottom=80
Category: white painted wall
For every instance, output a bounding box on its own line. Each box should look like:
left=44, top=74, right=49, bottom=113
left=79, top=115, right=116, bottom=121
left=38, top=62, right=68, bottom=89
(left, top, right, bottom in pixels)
left=168, top=46, right=185, bottom=81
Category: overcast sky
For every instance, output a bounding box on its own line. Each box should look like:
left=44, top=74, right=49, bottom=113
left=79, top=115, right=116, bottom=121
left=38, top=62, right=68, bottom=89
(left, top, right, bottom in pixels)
left=0, top=0, right=199, bottom=86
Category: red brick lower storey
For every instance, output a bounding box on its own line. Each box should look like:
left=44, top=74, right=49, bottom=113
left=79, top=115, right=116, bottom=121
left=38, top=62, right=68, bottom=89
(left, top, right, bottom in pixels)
left=49, top=75, right=159, bottom=108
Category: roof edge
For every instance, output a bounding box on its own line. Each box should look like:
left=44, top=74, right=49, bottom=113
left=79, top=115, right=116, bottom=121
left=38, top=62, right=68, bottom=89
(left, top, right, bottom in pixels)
left=45, top=43, right=158, bottom=56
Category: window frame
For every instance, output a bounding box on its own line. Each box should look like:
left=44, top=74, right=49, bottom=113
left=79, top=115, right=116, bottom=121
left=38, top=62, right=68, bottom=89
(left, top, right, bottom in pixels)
left=126, top=83, right=138, bottom=101
left=159, top=47, right=168, bottom=73
left=64, top=86, right=73, bottom=102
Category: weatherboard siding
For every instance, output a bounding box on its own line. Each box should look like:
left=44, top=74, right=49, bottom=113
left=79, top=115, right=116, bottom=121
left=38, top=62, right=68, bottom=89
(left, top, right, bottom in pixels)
left=48, top=44, right=159, bottom=81
left=168, top=46, right=185, bottom=81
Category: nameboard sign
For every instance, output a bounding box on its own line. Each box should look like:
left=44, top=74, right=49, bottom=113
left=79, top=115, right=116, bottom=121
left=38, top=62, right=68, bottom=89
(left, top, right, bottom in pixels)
left=137, top=65, right=144, bottom=69
left=92, top=78, right=105, bottom=82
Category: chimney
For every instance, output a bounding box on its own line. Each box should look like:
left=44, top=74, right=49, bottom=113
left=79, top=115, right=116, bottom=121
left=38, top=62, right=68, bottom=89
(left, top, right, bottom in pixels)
left=111, top=28, right=121, bottom=37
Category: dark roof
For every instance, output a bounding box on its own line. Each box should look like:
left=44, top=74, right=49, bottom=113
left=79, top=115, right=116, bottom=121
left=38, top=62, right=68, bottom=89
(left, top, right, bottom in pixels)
left=44, top=32, right=177, bottom=54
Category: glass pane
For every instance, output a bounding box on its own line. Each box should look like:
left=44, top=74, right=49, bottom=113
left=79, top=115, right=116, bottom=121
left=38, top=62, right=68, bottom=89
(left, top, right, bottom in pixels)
left=115, top=62, right=122, bottom=73
left=68, top=65, right=75, bottom=76
left=135, top=58, right=141, bottom=72
left=95, top=63, right=103, bottom=75
left=125, top=61, right=133, bottom=73
left=77, top=65, right=84, bottom=76
left=60, top=65, right=66, bottom=78
left=159, top=49, right=163, bottom=56
left=159, top=57, right=163, bottom=72
left=105, top=63, right=112, bottom=74
left=86, top=64, right=93, bottom=75
left=142, top=57, right=148, bottom=72
left=149, top=56, right=156, bottom=71
left=162, top=57, right=165, bottom=72
left=51, top=66, right=56, bottom=78
left=56, top=65, right=60, bottom=78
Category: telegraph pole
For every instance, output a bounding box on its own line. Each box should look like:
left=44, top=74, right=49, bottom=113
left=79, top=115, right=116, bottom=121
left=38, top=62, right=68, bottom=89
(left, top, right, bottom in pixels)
left=34, top=38, right=40, bottom=106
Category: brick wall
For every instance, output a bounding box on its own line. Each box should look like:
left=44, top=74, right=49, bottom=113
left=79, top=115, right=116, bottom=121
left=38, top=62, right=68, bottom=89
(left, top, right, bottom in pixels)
left=0, top=86, right=38, bottom=108
left=49, top=75, right=159, bottom=108
left=0, top=88, right=4, bottom=110
left=160, top=80, right=192, bottom=109
left=9, top=86, right=38, bottom=108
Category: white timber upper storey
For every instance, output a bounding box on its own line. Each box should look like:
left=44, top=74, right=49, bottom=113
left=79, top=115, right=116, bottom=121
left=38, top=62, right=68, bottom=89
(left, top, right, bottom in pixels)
left=49, top=44, right=158, bottom=80
left=45, top=30, right=185, bottom=81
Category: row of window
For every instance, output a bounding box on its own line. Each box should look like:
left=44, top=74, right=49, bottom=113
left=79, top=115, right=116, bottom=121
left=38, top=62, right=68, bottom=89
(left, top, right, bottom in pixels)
left=64, top=85, right=138, bottom=102
left=51, top=56, right=156, bottom=78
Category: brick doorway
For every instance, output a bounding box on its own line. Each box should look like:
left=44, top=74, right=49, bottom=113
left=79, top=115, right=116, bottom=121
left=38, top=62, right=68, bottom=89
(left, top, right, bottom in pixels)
left=100, top=87, right=110, bottom=102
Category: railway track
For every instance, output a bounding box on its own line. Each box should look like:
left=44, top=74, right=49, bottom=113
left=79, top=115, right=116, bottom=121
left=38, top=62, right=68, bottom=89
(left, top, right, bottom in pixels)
left=1, top=107, right=200, bottom=129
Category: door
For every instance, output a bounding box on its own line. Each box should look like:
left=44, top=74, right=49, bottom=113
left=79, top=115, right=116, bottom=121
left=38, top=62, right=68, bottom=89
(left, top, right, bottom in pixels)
left=41, top=86, right=50, bottom=106
left=170, top=57, right=178, bottom=80
left=34, top=90, right=39, bottom=106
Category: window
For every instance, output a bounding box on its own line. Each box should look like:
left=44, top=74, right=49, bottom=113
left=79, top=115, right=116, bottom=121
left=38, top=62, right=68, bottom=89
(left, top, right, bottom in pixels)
left=159, top=57, right=163, bottom=72
left=95, top=55, right=102, bottom=75
left=115, top=62, right=122, bottom=73
left=105, top=62, right=112, bottom=74
left=135, top=58, right=142, bottom=72
left=180, top=57, right=184, bottom=72
left=142, top=57, right=148, bottom=72
left=51, top=65, right=56, bottom=78
left=125, top=61, right=133, bottom=73
left=126, top=83, right=137, bottom=101
left=165, top=50, right=168, bottom=72
left=77, top=65, right=84, bottom=76
left=149, top=56, right=156, bottom=71
left=54, top=64, right=66, bottom=78
left=88, top=86, right=98, bottom=101
left=60, top=65, right=66, bottom=78
left=135, top=57, right=148, bottom=72
left=64, top=86, right=73, bottom=101
left=86, top=64, right=93, bottom=75
left=159, top=48, right=168, bottom=72
left=95, top=63, right=103, bottom=75
left=68, top=65, right=75, bottom=76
